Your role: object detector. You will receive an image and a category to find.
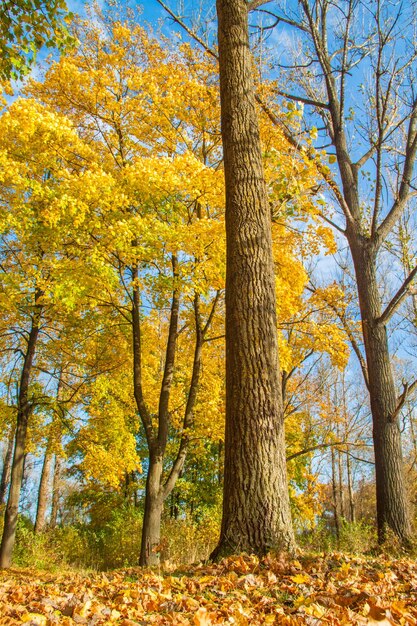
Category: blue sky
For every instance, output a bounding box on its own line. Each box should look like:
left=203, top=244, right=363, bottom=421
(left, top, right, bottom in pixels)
left=66, top=0, right=218, bottom=40
left=67, top=0, right=170, bottom=27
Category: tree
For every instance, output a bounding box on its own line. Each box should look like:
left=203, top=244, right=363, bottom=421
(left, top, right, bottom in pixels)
left=268, top=0, right=417, bottom=547
left=0, top=431, right=14, bottom=506
left=210, top=0, right=295, bottom=559
left=0, top=288, right=43, bottom=568
left=0, top=97, right=112, bottom=567
left=0, top=0, right=73, bottom=80
left=29, top=15, right=226, bottom=565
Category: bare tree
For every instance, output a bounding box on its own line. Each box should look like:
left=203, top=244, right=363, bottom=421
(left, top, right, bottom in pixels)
left=266, top=0, right=417, bottom=546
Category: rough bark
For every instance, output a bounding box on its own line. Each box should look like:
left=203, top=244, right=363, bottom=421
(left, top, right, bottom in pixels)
left=50, top=454, right=62, bottom=529
left=211, top=0, right=295, bottom=559
left=347, top=233, right=413, bottom=544
left=139, top=455, right=164, bottom=566
left=0, top=290, right=42, bottom=568
left=34, top=446, right=53, bottom=534
left=0, top=425, right=15, bottom=505
left=261, top=0, right=417, bottom=547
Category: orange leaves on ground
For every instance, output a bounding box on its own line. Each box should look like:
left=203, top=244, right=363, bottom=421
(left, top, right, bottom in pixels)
left=0, top=553, right=416, bottom=625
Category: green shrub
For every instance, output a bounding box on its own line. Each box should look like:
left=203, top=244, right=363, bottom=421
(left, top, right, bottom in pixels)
left=13, top=517, right=65, bottom=570
left=298, top=518, right=377, bottom=554
left=338, top=519, right=377, bottom=554
left=161, top=506, right=221, bottom=565
left=53, top=507, right=143, bottom=570
left=7, top=501, right=221, bottom=571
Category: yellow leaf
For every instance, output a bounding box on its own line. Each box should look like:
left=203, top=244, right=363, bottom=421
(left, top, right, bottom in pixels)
left=291, top=573, right=311, bottom=584
left=304, top=603, right=327, bottom=618
left=21, top=614, right=48, bottom=625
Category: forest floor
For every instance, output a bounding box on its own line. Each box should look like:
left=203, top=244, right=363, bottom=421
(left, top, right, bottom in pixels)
left=0, top=553, right=416, bottom=625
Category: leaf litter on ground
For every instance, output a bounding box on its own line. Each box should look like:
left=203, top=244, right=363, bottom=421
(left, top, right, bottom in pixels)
left=0, top=552, right=416, bottom=625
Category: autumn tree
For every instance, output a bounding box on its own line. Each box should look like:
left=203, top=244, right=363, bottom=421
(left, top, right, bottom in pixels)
left=0, top=0, right=73, bottom=79
left=0, top=97, right=116, bottom=567
left=157, top=0, right=349, bottom=558
left=30, top=6, right=339, bottom=562
left=0, top=1, right=360, bottom=566
left=28, top=14, right=227, bottom=565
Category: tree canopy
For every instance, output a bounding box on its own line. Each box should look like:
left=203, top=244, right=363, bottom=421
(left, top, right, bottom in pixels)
left=0, top=0, right=72, bottom=79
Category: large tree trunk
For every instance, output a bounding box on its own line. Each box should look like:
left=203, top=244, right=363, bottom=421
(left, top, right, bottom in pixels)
left=0, top=292, right=42, bottom=568
left=139, top=454, right=164, bottom=566
left=268, top=0, right=417, bottom=548
left=348, top=234, right=413, bottom=545
left=0, top=425, right=15, bottom=505
left=34, top=446, right=53, bottom=534
left=50, top=455, right=62, bottom=529
left=211, top=0, right=295, bottom=559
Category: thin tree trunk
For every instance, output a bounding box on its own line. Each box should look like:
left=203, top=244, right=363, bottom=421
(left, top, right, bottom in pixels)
left=34, top=446, right=53, bottom=533
left=0, top=290, right=42, bottom=568
left=0, top=425, right=15, bottom=505
left=50, top=455, right=62, bottom=529
left=348, top=235, right=413, bottom=545
left=133, top=257, right=180, bottom=566
left=132, top=251, right=215, bottom=565
left=346, top=447, right=355, bottom=523
left=169, top=491, right=180, bottom=519
left=211, top=0, right=295, bottom=559
left=337, top=447, right=345, bottom=520
left=341, top=374, right=355, bottom=523
left=217, top=441, right=223, bottom=486
left=331, top=447, right=340, bottom=543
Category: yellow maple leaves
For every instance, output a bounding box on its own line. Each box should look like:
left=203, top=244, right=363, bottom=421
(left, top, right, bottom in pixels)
left=0, top=9, right=354, bottom=533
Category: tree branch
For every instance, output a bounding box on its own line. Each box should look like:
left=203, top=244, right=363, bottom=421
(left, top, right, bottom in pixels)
left=315, top=210, right=346, bottom=235
left=132, top=265, right=154, bottom=448
left=378, top=264, right=417, bottom=325
left=354, top=144, right=377, bottom=170
left=377, top=99, right=417, bottom=241
left=247, top=0, right=273, bottom=10
left=155, top=0, right=217, bottom=59
left=287, top=440, right=371, bottom=461
left=157, top=255, right=180, bottom=454
left=276, top=90, right=329, bottom=110
left=391, top=379, right=417, bottom=423
left=255, top=9, right=309, bottom=33
left=203, top=290, right=222, bottom=336
left=163, top=292, right=205, bottom=499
